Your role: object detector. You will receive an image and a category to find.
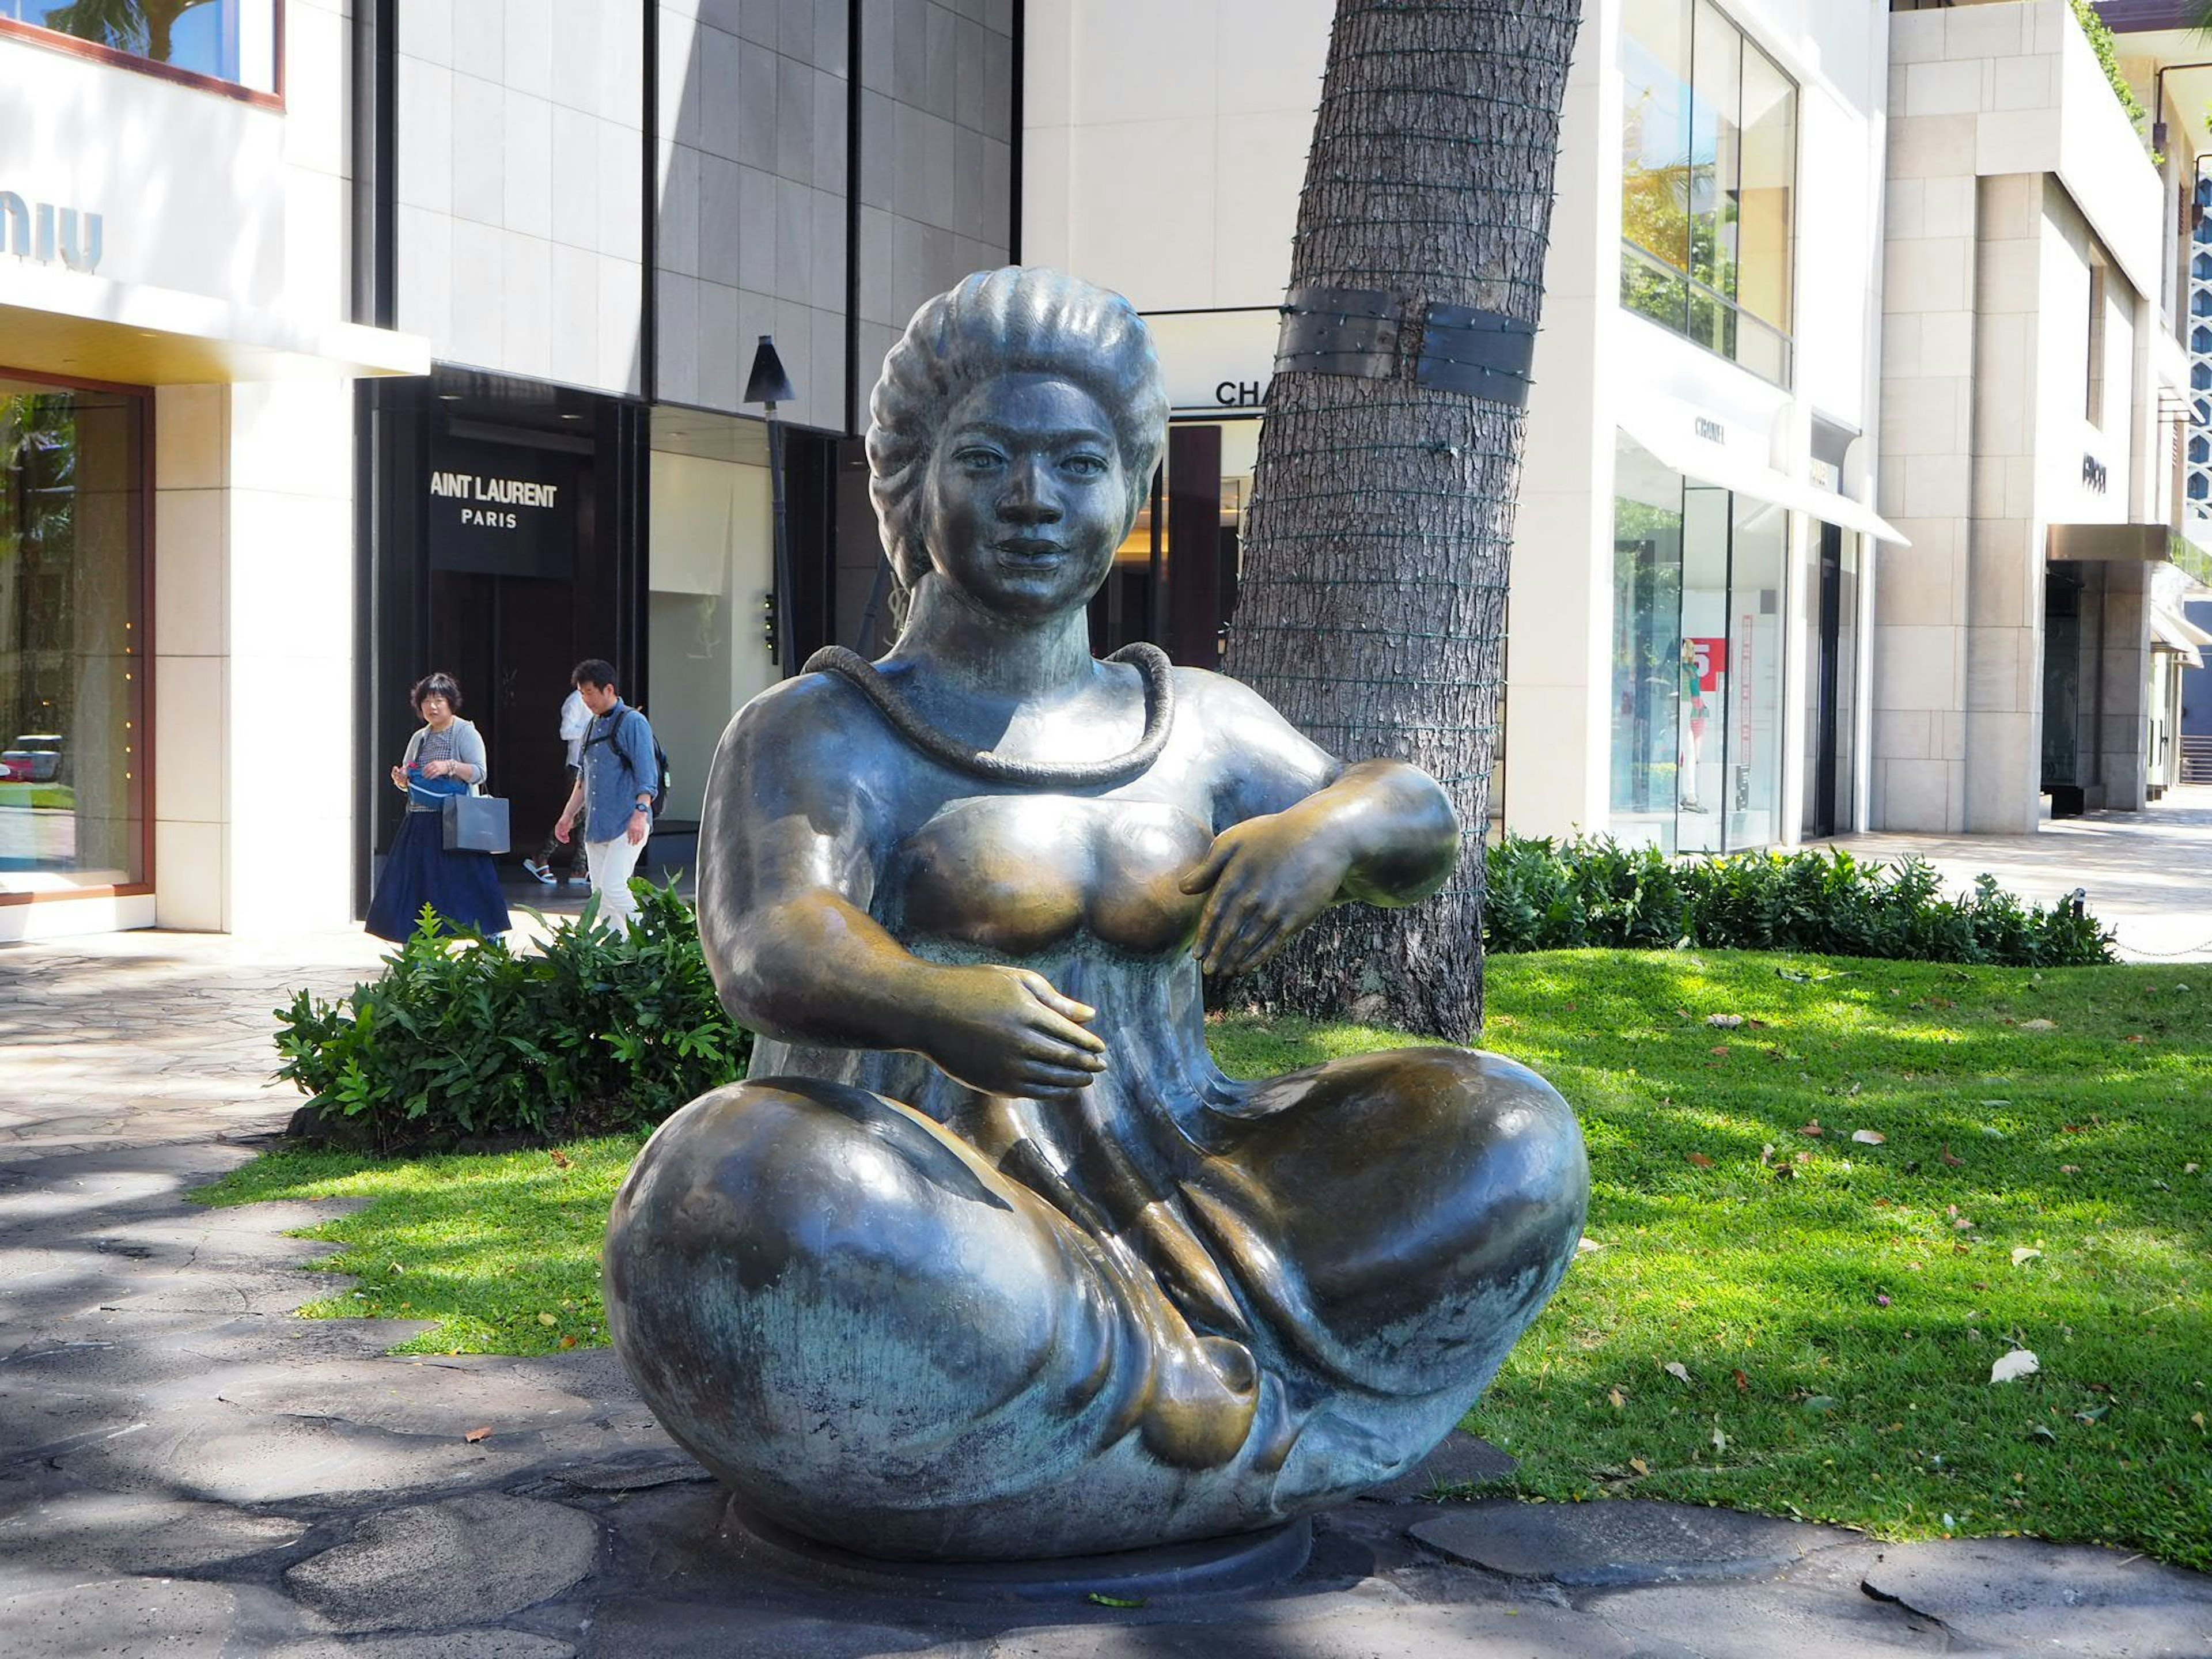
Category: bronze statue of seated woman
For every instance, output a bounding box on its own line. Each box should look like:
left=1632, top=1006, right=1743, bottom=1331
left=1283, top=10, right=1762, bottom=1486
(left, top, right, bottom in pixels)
left=604, top=267, right=1588, bottom=1564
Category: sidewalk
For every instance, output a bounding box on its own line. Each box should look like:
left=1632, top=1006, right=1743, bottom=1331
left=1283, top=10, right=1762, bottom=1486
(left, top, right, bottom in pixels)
left=4, top=929, right=2211, bottom=1656
left=1821, top=783, right=2212, bottom=963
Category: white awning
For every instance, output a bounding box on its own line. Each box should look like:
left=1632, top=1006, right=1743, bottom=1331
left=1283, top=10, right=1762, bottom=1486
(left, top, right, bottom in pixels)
left=0, top=260, right=427, bottom=384
left=2151, top=606, right=2209, bottom=668
left=1619, top=403, right=1911, bottom=547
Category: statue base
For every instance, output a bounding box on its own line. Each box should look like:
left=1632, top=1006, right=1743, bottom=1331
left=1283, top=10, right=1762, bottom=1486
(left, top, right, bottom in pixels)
left=725, top=1500, right=1313, bottom=1603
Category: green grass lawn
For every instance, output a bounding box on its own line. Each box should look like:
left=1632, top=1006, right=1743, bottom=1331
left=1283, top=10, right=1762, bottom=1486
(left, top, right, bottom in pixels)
left=195, top=949, right=2212, bottom=1568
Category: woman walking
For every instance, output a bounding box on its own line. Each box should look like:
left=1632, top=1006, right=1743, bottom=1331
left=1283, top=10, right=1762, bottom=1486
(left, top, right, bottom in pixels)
left=365, top=672, right=512, bottom=942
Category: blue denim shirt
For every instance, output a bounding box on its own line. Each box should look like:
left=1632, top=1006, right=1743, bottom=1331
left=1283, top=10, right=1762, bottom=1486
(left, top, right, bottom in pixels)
left=579, top=702, right=656, bottom=843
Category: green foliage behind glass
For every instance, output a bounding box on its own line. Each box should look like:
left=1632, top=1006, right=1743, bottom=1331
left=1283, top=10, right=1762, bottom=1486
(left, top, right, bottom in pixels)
left=275, top=880, right=748, bottom=1150
left=1484, top=836, right=2116, bottom=968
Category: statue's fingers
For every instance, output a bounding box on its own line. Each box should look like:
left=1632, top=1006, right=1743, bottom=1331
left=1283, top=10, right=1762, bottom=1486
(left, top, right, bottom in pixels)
left=1198, top=873, right=1259, bottom=963
left=1009, top=1060, right=1102, bottom=1095
left=1014, top=1035, right=1108, bottom=1074
left=1202, top=889, right=1265, bottom=974
left=1177, top=835, right=1238, bottom=895
left=1014, top=970, right=1099, bottom=1026
left=1210, top=903, right=1277, bottom=978
left=1023, top=1010, right=1108, bottom=1058
left=1229, top=916, right=1296, bottom=976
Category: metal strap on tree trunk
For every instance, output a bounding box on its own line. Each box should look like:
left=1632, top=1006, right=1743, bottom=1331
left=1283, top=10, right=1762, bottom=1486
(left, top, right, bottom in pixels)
left=1414, top=302, right=1536, bottom=407
left=1273, top=285, right=1535, bottom=407
left=1275, top=286, right=1402, bottom=378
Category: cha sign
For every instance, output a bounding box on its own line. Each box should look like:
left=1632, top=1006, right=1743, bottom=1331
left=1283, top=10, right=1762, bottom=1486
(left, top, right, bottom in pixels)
left=425, top=437, right=578, bottom=579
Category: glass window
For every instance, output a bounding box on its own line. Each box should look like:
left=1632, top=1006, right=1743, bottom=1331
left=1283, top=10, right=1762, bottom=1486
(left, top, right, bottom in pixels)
left=1619, top=0, right=1794, bottom=387
left=1, top=1, right=278, bottom=94
left=1722, top=494, right=1787, bottom=850
left=647, top=444, right=778, bottom=827
left=1610, top=431, right=1686, bottom=853
left=0, top=378, right=147, bottom=893
left=1609, top=429, right=1793, bottom=853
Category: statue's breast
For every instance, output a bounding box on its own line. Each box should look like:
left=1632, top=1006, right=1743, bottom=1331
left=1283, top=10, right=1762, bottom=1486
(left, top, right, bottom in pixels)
left=889, top=795, right=1213, bottom=958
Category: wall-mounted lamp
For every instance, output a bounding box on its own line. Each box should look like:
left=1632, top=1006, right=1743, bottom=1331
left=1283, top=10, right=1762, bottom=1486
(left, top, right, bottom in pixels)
left=744, top=335, right=799, bottom=670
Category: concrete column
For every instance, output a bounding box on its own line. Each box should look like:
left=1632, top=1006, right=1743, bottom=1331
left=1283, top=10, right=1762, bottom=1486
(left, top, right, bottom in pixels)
left=1503, top=6, right=1615, bottom=840
left=1870, top=111, right=1978, bottom=831
left=151, top=385, right=232, bottom=931
left=1963, top=173, right=2046, bottom=833
left=222, top=381, right=357, bottom=934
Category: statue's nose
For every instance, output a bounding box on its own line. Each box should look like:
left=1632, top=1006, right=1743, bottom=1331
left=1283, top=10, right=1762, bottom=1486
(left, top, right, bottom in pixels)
left=999, top=456, right=1062, bottom=523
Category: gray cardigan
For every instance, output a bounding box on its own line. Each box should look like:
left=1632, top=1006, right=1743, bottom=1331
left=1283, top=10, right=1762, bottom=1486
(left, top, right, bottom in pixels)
left=401, top=718, right=488, bottom=808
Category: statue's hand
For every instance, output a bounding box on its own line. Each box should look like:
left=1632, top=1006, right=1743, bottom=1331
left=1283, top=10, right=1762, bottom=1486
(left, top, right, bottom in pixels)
left=919, top=964, right=1109, bottom=1098
left=1180, top=811, right=1351, bottom=978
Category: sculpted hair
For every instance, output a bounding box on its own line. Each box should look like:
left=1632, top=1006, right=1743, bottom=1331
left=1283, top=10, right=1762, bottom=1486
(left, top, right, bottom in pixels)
left=865, top=267, right=1169, bottom=594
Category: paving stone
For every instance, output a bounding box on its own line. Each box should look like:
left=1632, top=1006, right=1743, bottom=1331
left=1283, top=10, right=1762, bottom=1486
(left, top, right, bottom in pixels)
left=1861, top=1537, right=2212, bottom=1658
left=285, top=1493, right=601, bottom=1633
left=967, top=1597, right=1650, bottom=1658
left=0, top=1575, right=241, bottom=1658
left=0, top=1479, right=309, bottom=1577
left=1586, top=1543, right=1952, bottom=1657
left=1410, top=1498, right=1855, bottom=1588
left=1363, top=1428, right=1518, bottom=1501
left=548, top=1456, right=713, bottom=1493
left=266, top=1633, right=578, bottom=1658
left=54, top=1400, right=546, bottom=1505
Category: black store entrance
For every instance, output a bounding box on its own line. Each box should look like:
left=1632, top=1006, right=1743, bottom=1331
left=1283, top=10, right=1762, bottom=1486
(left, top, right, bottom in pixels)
left=357, top=373, right=647, bottom=914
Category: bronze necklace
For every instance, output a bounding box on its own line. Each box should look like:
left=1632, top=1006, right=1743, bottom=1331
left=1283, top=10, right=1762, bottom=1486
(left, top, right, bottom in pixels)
left=800, top=642, right=1175, bottom=787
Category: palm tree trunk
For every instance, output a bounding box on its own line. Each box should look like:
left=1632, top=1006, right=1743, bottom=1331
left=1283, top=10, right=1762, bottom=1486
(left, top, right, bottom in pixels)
left=1222, top=0, right=1582, bottom=1041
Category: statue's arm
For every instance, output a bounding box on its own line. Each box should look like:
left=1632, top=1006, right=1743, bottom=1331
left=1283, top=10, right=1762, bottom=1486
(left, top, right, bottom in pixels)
left=696, top=682, right=1108, bottom=1094
left=1179, top=672, right=1460, bottom=977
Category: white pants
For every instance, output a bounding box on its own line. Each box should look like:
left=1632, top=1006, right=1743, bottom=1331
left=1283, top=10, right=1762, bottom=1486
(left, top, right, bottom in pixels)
left=585, top=832, right=648, bottom=931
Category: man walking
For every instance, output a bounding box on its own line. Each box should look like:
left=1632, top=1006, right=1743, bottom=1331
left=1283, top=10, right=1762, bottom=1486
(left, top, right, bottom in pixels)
left=522, top=684, right=593, bottom=887
left=554, top=659, right=658, bottom=931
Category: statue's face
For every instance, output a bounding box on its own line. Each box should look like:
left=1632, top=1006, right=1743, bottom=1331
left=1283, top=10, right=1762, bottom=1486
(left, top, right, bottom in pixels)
left=922, top=372, right=1128, bottom=622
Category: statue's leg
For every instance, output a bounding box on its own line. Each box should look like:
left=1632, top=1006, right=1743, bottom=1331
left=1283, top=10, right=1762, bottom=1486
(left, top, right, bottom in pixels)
left=1198, top=1047, right=1589, bottom=1501
left=605, top=1077, right=1271, bottom=1559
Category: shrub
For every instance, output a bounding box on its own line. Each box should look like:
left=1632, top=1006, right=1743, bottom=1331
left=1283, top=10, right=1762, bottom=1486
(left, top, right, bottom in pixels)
left=1484, top=836, right=2116, bottom=967
left=275, top=880, right=749, bottom=1151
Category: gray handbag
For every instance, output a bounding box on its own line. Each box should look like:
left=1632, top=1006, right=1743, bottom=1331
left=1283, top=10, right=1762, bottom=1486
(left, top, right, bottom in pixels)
left=442, top=793, right=510, bottom=854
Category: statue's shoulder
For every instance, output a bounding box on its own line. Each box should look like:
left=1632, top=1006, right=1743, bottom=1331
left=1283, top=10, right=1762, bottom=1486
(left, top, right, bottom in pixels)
left=1169, top=662, right=1291, bottom=726
left=725, top=666, right=897, bottom=760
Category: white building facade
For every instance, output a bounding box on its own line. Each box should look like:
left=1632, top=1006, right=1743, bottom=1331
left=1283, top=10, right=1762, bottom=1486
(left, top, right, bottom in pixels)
left=3, top=0, right=1018, bottom=941
left=1875, top=0, right=2209, bottom=830
left=0, top=0, right=426, bottom=941
left=1023, top=0, right=1901, bottom=852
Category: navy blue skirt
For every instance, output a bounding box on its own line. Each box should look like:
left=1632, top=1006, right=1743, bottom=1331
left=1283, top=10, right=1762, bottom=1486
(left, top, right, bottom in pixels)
left=365, top=809, right=513, bottom=942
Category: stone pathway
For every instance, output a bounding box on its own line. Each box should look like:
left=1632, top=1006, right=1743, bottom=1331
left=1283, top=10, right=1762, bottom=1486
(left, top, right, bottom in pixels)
left=1823, top=783, right=2212, bottom=963
left=5, top=930, right=2212, bottom=1657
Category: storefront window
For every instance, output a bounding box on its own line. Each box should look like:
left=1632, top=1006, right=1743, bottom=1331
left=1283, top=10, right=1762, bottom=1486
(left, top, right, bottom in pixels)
left=0, top=378, right=146, bottom=892
left=1610, top=432, right=1687, bottom=851
left=1722, top=494, right=1787, bottom=849
left=1619, top=0, right=1795, bottom=386
left=646, top=437, right=777, bottom=828
left=1609, top=431, right=1790, bottom=853
left=1, top=0, right=278, bottom=94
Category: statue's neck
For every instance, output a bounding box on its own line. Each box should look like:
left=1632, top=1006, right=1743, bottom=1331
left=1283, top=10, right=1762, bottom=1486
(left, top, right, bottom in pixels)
left=890, top=577, right=1094, bottom=699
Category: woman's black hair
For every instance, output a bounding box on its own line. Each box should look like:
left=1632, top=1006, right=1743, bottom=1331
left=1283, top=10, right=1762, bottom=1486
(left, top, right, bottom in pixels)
left=410, top=672, right=463, bottom=716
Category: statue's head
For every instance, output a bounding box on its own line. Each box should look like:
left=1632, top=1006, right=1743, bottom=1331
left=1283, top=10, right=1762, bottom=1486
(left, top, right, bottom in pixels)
left=866, top=268, right=1169, bottom=619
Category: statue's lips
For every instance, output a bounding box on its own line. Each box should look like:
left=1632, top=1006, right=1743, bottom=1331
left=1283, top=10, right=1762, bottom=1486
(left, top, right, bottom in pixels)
left=995, top=540, right=1067, bottom=566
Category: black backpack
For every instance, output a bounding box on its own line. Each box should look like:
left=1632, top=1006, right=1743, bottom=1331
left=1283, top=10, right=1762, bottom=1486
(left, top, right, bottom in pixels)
left=585, top=710, right=671, bottom=819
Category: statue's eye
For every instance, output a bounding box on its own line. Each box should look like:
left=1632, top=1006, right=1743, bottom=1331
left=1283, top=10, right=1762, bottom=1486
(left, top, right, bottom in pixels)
left=1062, top=453, right=1108, bottom=478
left=956, top=446, right=1005, bottom=471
